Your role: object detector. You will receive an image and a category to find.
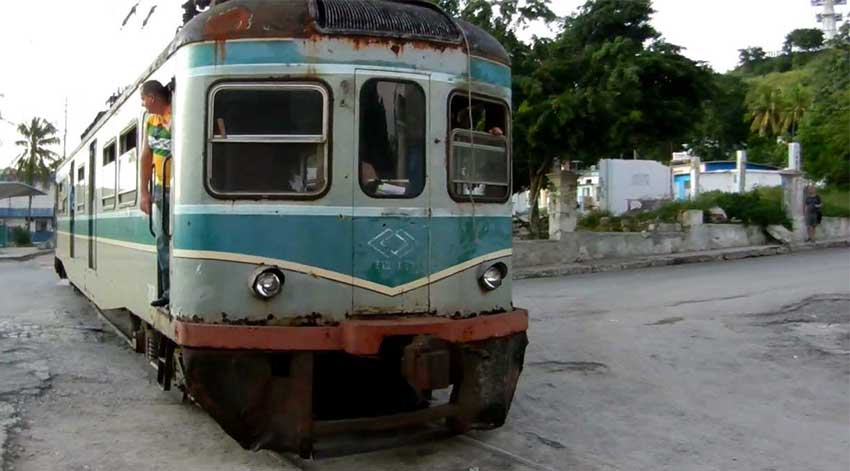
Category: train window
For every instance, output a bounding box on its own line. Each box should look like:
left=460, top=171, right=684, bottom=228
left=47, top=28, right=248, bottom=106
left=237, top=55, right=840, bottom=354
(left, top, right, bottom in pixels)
left=120, top=125, right=137, bottom=154
left=207, top=83, right=328, bottom=197
left=57, top=182, right=66, bottom=215
left=102, top=140, right=117, bottom=210
left=117, top=125, right=138, bottom=206
left=448, top=94, right=510, bottom=202
left=102, top=140, right=117, bottom=166
left=76, top=166, right=86, bottom=213
left=359, top=80, right=426, bottom=198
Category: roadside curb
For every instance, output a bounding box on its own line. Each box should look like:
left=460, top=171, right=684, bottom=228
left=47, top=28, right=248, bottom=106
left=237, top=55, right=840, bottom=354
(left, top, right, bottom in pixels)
left=514, top=239, right=849, bottom=280
left=0, top=249, right=55, bottom=263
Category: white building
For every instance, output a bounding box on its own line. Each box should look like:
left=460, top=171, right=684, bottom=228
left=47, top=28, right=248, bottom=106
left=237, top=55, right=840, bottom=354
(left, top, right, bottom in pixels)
left=0, top=180, right=56, bottom=244
left=597, top=159, right=673, bottom=215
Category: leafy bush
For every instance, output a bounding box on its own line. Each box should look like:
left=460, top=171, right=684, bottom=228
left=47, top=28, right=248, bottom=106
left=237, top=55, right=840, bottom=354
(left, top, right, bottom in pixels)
left=578, top=188, right=791, bottom=231
left=11, top=226, right=32, bottom=246
left=821, top=188, right=850, bottom=217
left=577, top=210, right=612, bottom=230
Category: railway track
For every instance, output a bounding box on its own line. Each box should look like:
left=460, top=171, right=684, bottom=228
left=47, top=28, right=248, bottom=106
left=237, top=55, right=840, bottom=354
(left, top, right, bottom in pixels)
left=269, top=431, right=560, bottom=471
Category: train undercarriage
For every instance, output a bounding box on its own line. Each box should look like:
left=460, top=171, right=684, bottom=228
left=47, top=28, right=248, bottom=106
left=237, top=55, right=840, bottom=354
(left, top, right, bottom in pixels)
left=106, top=305, right=528, bottom=458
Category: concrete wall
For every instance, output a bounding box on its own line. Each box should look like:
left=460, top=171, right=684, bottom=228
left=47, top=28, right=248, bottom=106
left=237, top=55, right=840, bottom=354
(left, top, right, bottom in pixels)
left=514, top=224, right=767, bottom=268
left=699, top=171, right=782, bottom=195
left=819, top=217, right=850, bottom=239
left=598, top=159, right=672, bottom=215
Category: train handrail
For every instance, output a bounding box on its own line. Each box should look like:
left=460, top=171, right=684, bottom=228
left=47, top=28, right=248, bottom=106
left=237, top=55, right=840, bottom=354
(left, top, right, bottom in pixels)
left=147, top=164, right=156, bottom=238
left=162, top=156, right=172, bottom=239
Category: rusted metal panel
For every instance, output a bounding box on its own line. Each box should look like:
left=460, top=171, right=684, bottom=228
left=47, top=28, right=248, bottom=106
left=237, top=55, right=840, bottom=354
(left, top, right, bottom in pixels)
left=402, top=335, right=452, bottom=391
left=172, top=309, right=528, bottom=354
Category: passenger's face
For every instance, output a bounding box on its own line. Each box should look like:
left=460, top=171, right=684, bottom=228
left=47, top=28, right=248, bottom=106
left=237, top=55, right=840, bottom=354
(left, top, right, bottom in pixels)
left=141, top=93, right=156, bottom=113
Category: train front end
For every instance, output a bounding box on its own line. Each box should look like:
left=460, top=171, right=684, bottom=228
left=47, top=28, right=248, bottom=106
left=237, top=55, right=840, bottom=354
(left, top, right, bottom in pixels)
left=165, top=0, right=527, bottom=455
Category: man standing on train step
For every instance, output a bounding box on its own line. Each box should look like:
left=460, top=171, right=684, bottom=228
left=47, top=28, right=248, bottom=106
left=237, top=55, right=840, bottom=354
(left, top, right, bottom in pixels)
left=139, top=80, right=172, bottom=308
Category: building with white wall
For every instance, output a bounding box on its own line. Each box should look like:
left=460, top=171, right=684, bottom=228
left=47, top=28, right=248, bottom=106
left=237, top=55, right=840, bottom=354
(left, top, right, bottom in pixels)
left=597, top=159, right=672, bottom=215
left=671, top=160, right=783, bottom=200
left=0, top=180, right=56, bottom=244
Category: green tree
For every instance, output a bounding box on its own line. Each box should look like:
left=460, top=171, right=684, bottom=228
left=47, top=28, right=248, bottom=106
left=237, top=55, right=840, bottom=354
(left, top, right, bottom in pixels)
left=738, top=47, right=767, bottom=69
left=780, top=84, right=811, bottom=138
left=13, top=117, right=60, bottom=229
left=799, top=47, right=850, bottom=186
left=746, top=85, right=785, bottom=137
left=784, top=28, right=825, bottom=52
left=513, top=0, right=710, bottom=235
left=687, top=74, right=749, bottom=161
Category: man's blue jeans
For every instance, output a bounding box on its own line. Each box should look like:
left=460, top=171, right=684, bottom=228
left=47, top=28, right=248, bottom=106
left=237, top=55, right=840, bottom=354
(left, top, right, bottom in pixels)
left=152, top=185, right=170, bottom=300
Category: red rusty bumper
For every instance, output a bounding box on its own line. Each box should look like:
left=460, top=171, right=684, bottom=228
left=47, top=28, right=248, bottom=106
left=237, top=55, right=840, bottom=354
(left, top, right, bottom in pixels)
left=173, top=309, right=528, bottom=355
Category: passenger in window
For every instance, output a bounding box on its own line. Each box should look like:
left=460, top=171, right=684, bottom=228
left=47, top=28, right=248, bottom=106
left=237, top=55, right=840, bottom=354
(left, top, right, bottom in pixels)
left=139, top=80, right=172, bottom=308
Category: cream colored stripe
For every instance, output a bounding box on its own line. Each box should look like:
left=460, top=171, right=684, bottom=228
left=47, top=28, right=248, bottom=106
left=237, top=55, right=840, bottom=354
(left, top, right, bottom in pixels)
left=172, top=248, right=513, bottom=297
left=56, top=231, right=156, bottom=253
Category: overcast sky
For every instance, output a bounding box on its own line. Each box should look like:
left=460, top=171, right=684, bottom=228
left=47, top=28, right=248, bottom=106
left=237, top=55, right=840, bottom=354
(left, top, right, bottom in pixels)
left=0, top=0, right=843, bottom=169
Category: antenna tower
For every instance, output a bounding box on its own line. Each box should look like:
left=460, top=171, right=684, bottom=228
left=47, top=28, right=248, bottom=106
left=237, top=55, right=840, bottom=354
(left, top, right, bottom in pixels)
left=812, top=0, right=846, bottom=39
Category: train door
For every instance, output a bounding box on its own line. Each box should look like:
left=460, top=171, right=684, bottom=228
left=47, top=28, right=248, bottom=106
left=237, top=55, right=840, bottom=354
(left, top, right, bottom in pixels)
left=352, top=70, right=431, bottom=314
left=87, top=140, right=97, bottom=270
left=69, top=161, right=75, bottom=258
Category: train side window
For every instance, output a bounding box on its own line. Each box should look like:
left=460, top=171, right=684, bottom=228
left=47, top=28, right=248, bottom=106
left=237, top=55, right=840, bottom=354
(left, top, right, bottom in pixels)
left=118, top=125, right=138, bottom=206
left=207, top=83, right=329, bottom=197
left=448, top=94, right=510, bottom=202
left=76, top=165, right=86, bottom=213
left=57, top=181, right=66, bottom=216
left=358, top=80, right=426, bottom=198
left=102, top=140, right=117, bottom=210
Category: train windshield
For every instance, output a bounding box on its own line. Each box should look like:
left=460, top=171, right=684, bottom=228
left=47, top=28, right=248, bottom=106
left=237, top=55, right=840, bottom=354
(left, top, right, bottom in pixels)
left=359, top=80, right=427, bottom=198
left=207, top=83, right=329, bottom=197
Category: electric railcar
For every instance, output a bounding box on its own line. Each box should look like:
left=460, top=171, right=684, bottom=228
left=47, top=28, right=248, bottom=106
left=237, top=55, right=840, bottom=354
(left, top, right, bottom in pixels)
left=54, top=0, right=528, bottom=456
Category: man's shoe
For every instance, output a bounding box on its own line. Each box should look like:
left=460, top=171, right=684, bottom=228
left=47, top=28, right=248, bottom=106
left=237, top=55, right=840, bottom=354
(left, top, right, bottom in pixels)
left=151, top=297, right=170, bottom=308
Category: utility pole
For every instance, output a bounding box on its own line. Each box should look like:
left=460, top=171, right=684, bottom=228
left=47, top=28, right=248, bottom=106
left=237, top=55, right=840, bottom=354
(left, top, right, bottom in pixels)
left=812, top=0, right=846, bottom=40
left=63, top=97, right=68, bottom=160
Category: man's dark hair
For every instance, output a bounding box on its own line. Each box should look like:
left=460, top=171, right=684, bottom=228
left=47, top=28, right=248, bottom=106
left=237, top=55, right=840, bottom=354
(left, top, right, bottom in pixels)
left=141, top=80, right=171, bottom=102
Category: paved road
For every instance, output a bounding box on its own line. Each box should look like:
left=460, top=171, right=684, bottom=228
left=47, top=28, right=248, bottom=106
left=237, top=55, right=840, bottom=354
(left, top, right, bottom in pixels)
left=0, top=249, right=847, bottom=471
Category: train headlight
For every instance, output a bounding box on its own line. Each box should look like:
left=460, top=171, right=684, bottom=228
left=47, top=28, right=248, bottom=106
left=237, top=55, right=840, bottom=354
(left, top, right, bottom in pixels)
left=480, top=263, right=507, bottom=291
left=252, top=269, right=284, bottom=299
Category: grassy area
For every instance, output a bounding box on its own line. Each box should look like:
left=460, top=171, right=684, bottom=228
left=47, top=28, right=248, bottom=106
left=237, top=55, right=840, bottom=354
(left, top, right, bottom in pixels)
left=820, top=188, right=850, bottom=217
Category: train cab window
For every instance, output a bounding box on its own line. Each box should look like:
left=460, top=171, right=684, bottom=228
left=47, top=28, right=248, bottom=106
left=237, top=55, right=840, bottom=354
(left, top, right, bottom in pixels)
left=359, top=80, right=426, bottom=198
left=102, top=140, right=117, bottom=210
left=448, top=94, right=510, bottom=202
left=208, top=83, right=328, bottom=197
left=118, top=125, right=138, bottom=206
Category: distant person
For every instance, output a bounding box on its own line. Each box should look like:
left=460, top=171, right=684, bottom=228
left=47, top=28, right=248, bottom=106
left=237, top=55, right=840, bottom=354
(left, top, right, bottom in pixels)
left=804, top=185, right=822, bottom=242
left=139, top=80, right=172, bottom=307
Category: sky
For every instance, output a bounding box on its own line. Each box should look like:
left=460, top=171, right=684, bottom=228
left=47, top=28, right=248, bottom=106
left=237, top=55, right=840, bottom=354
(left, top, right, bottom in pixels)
left=0, top=0, right=843, bottom=170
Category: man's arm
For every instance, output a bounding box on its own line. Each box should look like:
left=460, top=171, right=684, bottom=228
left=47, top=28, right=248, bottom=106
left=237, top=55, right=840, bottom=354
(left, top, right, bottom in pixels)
left=140, top=125, right=153, bottom=215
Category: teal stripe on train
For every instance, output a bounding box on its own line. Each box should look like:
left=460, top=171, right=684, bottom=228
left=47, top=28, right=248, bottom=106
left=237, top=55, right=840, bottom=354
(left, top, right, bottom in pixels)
left=174, top=214, right=511, bottom=288
left=186, top=41, right=512, bottom=88
left=58, top=217, right=155, bottom=246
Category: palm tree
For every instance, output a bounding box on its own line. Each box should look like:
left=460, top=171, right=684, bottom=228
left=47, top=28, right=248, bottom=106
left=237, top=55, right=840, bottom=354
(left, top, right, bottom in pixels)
left=781, top=84, right=811, bottom=139
left=747, top=86, right=785, bottom=137
left=13, top=117, right=60, bottom=231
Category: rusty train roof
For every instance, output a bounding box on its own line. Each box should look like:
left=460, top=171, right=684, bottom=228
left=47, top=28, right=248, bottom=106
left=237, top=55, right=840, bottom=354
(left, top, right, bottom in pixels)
left=177, top=0, right=510, bottom=65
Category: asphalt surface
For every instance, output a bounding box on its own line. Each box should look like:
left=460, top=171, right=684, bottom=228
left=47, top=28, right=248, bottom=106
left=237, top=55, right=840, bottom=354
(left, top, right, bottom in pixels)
left=1, top=249, right=848, bottom=471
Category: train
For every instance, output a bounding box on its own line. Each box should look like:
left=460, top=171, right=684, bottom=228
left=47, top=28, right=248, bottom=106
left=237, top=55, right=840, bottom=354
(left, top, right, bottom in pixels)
left=54, top=0, right=528, bottom=457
